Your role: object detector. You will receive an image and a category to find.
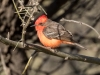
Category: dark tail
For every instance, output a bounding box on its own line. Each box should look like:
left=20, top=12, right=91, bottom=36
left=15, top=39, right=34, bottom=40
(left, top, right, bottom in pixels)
left=72, top=43, right=87, bottom=50
left=63, top=41, right=87, bottom=50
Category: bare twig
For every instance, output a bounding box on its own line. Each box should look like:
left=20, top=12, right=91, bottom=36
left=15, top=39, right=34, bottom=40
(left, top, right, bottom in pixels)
left=7, top=32, right=10, bottom=39
left=60, top=18, right=100, bottom=39
left=14, top=0, right=39, bottom=47
left=0, top=35, right=100, bottom=65
left=18, top=0, right=30, bottom=16
left=21, top=5, right=38, bottom=46
left=22, top=51, right=38, bottom=75
left=13, top=0, right=39, bottom=47
left=13, top=40, right=20, bottom=51
left=0, top=48, right=9, bottom=75
left=39, top=5, right=47, bottom=15
left=12, top=0, right=24, bottom=23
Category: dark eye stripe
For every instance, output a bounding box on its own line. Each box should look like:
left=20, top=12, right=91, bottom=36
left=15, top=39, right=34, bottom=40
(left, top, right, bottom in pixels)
left=39, top=23, right=44, bottom=26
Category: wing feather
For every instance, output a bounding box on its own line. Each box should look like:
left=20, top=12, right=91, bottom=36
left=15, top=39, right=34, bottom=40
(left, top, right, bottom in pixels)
left=43, top=19, right=74, bottom=42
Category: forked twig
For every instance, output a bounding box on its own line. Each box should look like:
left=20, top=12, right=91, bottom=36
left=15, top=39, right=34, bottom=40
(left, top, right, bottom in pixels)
left=12, top=0, right=24, bottom=23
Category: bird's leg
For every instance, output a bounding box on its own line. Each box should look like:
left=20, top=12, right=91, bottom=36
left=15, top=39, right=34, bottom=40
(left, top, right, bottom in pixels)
left=52, top=48, right=58, bottom=53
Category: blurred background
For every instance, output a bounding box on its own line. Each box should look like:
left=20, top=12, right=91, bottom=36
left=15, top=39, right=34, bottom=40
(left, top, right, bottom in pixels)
left=0, top=0, right=100, bottom=75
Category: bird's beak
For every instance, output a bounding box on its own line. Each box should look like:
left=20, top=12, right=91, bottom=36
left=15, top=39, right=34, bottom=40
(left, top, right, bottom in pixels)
left=30, top=24, right=35, bottom=27
left=30, top=24, right=41, bottom=27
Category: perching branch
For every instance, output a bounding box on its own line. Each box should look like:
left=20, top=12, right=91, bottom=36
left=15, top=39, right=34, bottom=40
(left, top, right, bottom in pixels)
left=0, top=35, right=100, bottom=65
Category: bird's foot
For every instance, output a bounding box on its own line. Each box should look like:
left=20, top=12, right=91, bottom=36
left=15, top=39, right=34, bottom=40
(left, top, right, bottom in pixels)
left=51, top=49, right=58, bottom=53
left=64, top=57, right=69, bottom=60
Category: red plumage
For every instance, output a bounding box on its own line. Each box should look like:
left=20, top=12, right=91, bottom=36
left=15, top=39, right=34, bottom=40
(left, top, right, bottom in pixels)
left=35, top=15, right=86, bottom=49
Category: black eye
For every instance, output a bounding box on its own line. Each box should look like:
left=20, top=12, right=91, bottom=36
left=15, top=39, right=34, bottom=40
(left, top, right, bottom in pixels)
left=39, top=23, right=43, bottom=26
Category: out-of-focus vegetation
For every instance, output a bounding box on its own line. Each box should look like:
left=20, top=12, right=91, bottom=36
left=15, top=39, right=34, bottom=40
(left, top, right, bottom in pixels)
left=0, top=0, right=100, bottom=75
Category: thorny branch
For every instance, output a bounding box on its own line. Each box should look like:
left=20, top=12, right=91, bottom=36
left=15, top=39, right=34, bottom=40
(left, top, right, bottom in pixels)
left=21, top=2, right=39, bottom=46
left=13, top=0, right=39, bottom=46
left=0, top=35, right=100, bottom=65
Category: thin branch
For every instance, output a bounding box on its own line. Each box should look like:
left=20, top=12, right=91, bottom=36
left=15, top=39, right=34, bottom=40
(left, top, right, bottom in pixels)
left=60, top=18, right=100, bottom=39
left=12, top=0, right=24, bottom=23
left=13, top=40, right=20, bottom=51
left=0, top=48, right=9, bottom=75
left=0, top=35, right=100, bottom=65
left=21, top=6, right=37, bottom=46
left=12, top=0, right=38, bottom=46
left=38, top=5, right=47, bottom=15
left=22, top=51, right=38, bottom=75
left=18, top=0, right=31, bottom=17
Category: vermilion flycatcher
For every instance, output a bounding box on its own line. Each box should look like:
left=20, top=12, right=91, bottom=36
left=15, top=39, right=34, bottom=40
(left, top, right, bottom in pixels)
left=34, top=14, right=86, bottom=49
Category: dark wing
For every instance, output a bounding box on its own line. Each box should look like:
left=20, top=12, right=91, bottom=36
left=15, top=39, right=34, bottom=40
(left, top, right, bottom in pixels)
left=43, top=19, right=74, bottom=42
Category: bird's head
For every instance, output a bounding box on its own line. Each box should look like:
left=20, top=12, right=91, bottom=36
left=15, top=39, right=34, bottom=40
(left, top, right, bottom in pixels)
left=35, top=15, right=48, bottom=31
left=35, top=15, right=48, bottom=25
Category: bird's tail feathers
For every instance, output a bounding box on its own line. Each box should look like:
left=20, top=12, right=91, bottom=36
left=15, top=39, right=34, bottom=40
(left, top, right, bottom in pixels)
left=72, top=43, right=87, bottom=50
left=63, top=41, right=87, bottom=50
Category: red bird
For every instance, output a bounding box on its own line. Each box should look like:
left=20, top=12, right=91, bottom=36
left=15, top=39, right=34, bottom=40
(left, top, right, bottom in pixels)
left=34, top=14, right=86, bottom=49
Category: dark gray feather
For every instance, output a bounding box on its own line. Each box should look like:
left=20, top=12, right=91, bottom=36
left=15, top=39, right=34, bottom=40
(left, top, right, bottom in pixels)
left=42, top=19, right=74, bottom=42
